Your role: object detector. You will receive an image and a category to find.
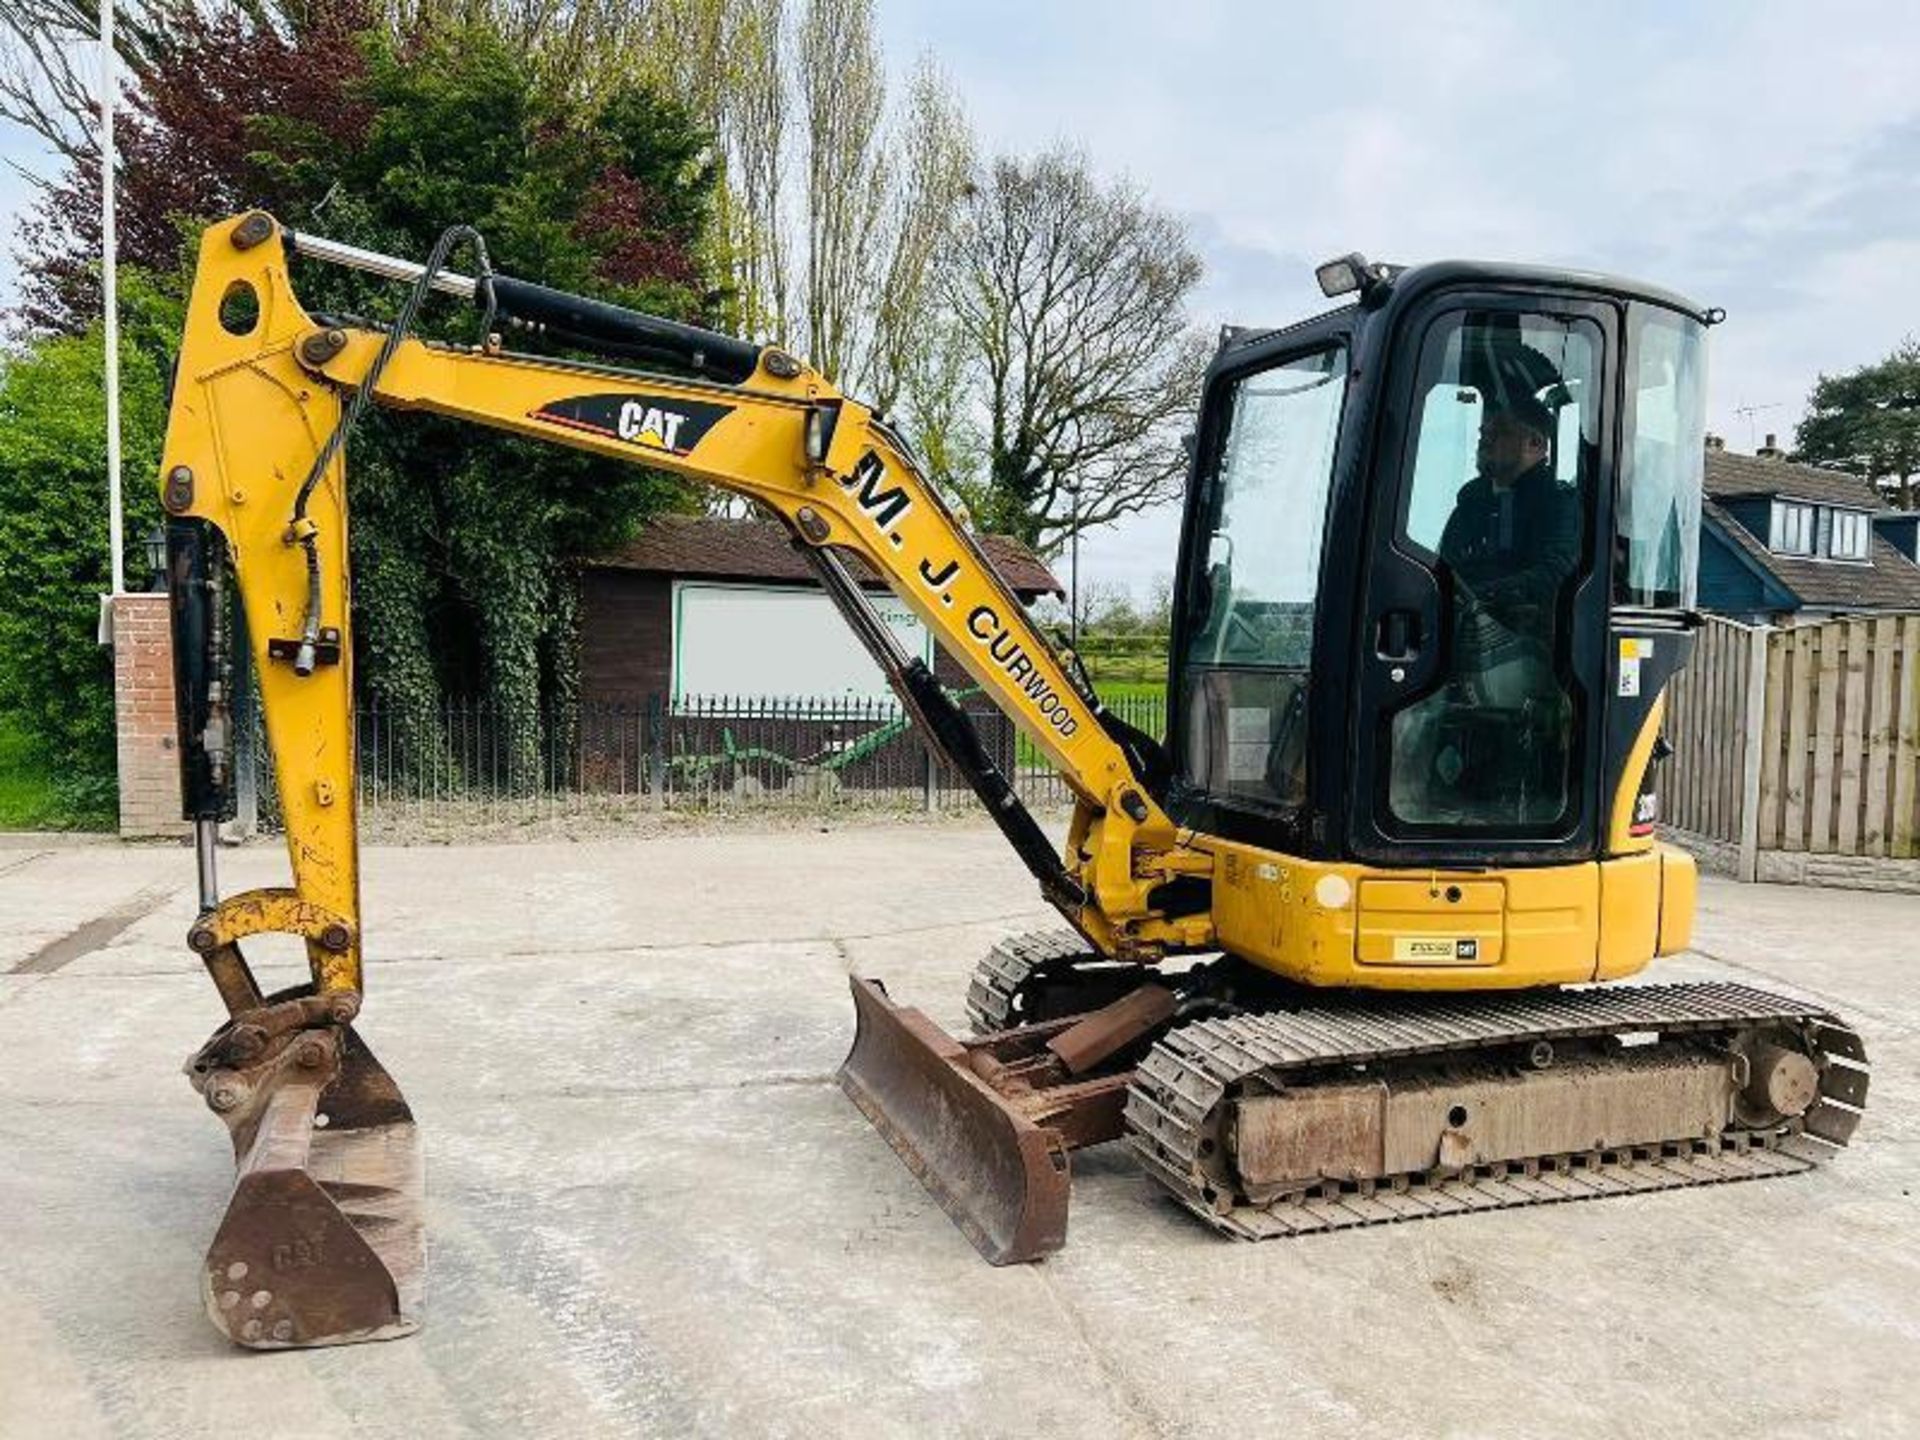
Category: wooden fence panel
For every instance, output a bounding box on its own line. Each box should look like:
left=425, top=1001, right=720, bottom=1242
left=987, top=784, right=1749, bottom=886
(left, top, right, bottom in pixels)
left=1836, top=619, right=1868, bottom=854
left=1757, top=627, right=1787, bottom=850
left=1664, top=613, right=1920, bottom=864
left=1893, top=617, right=1920, bottom=858
left=1863, top=616, right=1896, bottom=855
left=1808, top=624, right=1840, bottom=853
left=1781, top=626, right=1815, bottom=852
left=1663, top=615, right=1752, bottom=844
left=1730, top=623, right=1753, bottom=835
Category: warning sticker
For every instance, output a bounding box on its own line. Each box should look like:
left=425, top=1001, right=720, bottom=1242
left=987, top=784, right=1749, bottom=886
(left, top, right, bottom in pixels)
left=1226, top=706, right=1270, bottom=783
left=1617, top=637, right=1650, bottom=697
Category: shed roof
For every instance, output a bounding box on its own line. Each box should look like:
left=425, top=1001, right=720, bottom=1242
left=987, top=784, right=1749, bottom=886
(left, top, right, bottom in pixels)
left=586, top=514, right=1064, bottom=599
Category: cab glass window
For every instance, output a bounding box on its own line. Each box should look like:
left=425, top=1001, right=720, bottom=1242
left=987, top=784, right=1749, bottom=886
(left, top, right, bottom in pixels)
left=1618, top=307, right=1706, bottom=607
left=1386, top=309, right=1600, bottom=831
left=1178, top=346, right=1346, bottom=808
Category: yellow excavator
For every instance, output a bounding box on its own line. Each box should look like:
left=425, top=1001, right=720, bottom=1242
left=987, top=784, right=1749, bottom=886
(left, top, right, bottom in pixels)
left=159, top=212, right=1869, bottom=1349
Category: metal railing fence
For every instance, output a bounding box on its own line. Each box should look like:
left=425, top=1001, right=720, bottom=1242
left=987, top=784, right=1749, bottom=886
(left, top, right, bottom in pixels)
left=248, top=690, right=1167, bottom=833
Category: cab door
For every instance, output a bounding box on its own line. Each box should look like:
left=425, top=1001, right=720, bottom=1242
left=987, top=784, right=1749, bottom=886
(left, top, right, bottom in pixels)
left=1347, top=292, right=1617, bottom=865
left=1166, top=335, right=1352, bottom=856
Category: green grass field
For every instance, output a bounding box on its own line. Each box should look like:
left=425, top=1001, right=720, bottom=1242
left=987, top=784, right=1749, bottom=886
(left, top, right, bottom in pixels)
left=0, top=715, right=64, bottom=829
left=0, top=715, right=116, bottom=831
left=1082, top=645, right=1168, bottom=721
left=1092, top=679, right=1166, bottom=704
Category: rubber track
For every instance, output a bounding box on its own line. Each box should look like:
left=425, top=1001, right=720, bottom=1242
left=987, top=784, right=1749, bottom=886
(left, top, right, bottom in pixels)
left=1123, top=981, right=1870, bottom=1238
left=964, top=930, right=1100, bottom=1033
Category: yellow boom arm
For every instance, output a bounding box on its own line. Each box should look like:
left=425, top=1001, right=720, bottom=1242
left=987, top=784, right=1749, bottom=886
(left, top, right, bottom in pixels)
left=160, top=214, right=1213, bottom=1007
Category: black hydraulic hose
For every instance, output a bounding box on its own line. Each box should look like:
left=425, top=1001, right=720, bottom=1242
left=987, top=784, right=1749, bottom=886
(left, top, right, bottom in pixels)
left=287, top=224, right=494, bottom=674
left=894, top=657, right=1084, bottom=911
left=291, top=538, right=324, bottom=677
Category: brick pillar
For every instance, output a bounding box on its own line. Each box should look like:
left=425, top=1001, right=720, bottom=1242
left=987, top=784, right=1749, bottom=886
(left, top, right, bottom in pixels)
left=112, top=592, right=187, bottom=838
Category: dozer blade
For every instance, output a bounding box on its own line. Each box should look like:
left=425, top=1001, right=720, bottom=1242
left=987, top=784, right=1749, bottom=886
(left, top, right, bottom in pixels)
left=197, top=1024, right=423, bottom=1348
left=839, top=976, right=1072, bottom=1265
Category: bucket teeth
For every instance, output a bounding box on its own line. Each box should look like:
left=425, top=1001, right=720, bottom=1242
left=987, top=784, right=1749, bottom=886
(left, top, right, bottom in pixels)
left=195, top=1020, right=423, bottom=1348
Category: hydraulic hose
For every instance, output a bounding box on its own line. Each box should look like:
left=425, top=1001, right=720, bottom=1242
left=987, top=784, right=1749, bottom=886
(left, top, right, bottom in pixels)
left=287, top=224, right=495, bottom=674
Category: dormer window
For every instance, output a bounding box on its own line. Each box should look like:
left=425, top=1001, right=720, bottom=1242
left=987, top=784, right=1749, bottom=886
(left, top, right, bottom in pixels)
left=1768, top=498, right=1871, bottom=561
left=1829, top=508, right=1870, bottom=561
left=1771, top=500, right=1814, bottom=555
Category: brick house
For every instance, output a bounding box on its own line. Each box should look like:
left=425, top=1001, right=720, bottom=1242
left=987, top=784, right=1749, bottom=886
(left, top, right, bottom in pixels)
left=573, top=515, right=1063, bottom=792
left=578, top=514, right=1062, bottom=703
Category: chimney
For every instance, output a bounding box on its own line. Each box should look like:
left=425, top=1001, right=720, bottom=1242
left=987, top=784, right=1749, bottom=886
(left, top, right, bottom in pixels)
left=1704, top=433, right=1726, bottom=451
left=1757, top=433, right=1783, bottom=460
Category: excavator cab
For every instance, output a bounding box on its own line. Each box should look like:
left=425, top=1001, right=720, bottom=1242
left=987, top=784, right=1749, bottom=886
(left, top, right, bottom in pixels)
left=1169, top=260, right=1711, bottom=874
left=849, top=258, right=1805, bottom=1267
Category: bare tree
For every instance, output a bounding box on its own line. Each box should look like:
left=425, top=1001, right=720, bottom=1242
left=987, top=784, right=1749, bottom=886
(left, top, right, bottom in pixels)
left=683, top=0, right=971, bottom=403
left=859, top=54, right=970, bottom=413
left=897, top=312, right=981, bottom=494
left=570, top=0, right=954, bottom=380
left=796, top=0, right=885, bottom=385
left=0, top=0, right=173, bottom=167
left=1074, top=578, right=1133, bottom=637
left=1145, top=572, right=1174, bottom=633
left=943, top=146, right=1209, bottom=552
left=714, top=0, right=787, bottom=339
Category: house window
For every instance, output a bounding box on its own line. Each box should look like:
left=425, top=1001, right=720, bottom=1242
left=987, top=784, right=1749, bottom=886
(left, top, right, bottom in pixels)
left=1829, top=508, right=1870, bottom=561
left=1771, top=500, right=1814, bottom=556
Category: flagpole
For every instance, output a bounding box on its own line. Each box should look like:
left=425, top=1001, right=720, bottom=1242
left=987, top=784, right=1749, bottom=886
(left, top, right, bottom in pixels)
left=100, top=0, right=123, bottom=597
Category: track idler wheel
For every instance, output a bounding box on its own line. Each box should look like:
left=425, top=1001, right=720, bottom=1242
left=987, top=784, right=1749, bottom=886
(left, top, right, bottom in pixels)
left=186, top=989, right=423, bottom=1348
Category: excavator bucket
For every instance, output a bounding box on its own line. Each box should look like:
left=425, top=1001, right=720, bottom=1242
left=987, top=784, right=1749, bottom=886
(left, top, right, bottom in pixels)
left=840, top=977, right=1071, bottom=1264
left=190, top=1018, right=423, bottom=1348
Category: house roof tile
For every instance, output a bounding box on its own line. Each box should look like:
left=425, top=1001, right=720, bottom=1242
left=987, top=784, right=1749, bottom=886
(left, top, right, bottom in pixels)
left=1704, top=449, right=1884, bottom=508
left=1701, top=450, right=1920, bottom=611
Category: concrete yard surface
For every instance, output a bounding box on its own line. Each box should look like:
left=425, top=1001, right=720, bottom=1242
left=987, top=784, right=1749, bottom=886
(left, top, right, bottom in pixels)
left=1, top=820, right=1916, bottom=1439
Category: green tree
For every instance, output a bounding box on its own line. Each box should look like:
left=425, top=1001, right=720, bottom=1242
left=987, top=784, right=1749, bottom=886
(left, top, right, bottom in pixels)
left=1795, top=341, right=1920, bottom=510
left=11, top=3, right=726, bottom=790
left=0, top=278, right=176, bottom=820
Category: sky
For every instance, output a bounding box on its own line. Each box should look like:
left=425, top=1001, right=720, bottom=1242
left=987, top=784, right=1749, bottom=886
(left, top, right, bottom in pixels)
left=872, top=0, right=1920, bottom=595
left=5, top=2, right=1919, bottom=597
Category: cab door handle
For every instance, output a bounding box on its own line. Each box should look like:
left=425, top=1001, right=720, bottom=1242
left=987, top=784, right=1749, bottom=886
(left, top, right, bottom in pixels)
left=1375, top=608, right=1421, bottom=661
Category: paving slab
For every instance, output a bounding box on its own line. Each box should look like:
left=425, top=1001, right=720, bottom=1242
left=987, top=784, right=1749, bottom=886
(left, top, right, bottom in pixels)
left=2, top=821, right=1916, bottom=1438
left=0, top=844, right=182, bottom=972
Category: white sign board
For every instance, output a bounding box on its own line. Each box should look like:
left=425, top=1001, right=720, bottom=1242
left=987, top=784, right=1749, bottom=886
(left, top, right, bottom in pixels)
left=672, top=581, right=929, bottom=706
